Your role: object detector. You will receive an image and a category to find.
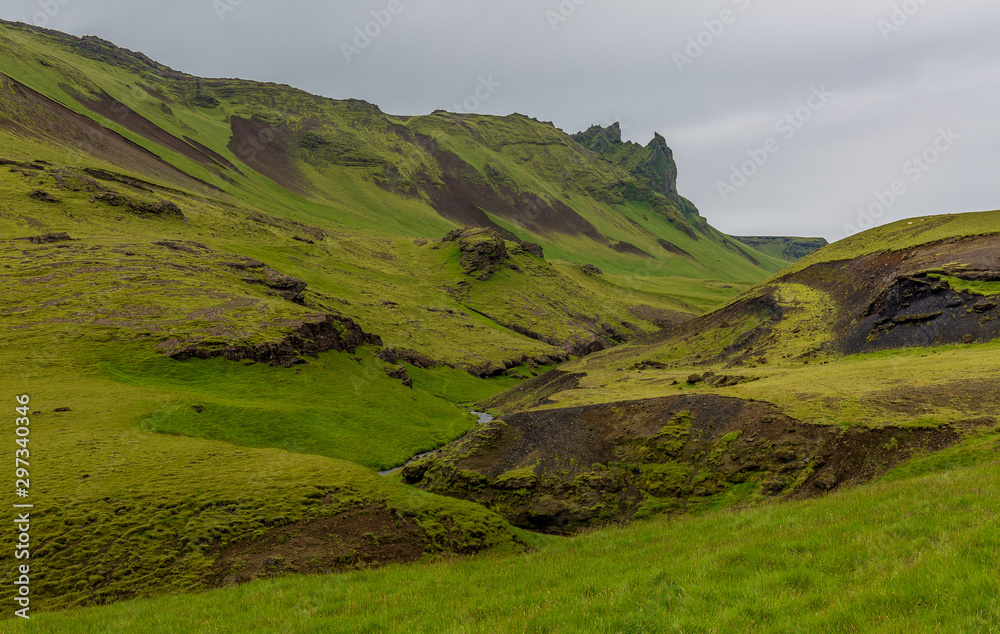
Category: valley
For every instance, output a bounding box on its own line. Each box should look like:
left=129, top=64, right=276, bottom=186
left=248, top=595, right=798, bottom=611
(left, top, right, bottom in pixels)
left=0, top=17, right=996, bottom=632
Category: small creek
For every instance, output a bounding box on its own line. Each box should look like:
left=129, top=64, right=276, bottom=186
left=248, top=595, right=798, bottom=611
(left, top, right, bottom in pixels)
left=378, top=410, right=495, bottom=476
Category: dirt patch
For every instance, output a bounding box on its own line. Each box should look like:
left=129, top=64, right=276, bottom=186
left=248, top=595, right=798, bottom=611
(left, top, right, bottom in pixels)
left=628, top=305, right=692, bottom=329
left=795, top=424, right=966, bottom=496
left=228, top=116, right=309, bottom=196
left=209, top=503, right=428, bottom=587
left=657, top=239, right=695, bottom=259
left=611, top=241, right=652, bottom=258
left=867, top=379, right=1000, bottom=419
left=182, top=135, right=243, bottom=172
left=0, top=75, right=209, bottom=191
left=73, top=89, right=226, bottom=174
left=424, top=145, right=607, bottom=241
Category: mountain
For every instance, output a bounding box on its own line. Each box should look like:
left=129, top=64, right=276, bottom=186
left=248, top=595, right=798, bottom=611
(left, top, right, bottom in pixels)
left=0, top=20, right=796, bottom=376
left=0, top=18, right=800, bottom=611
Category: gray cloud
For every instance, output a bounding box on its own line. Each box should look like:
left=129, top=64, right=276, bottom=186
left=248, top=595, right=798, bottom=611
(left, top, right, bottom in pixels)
left=4, top=0, right=998, bottom=241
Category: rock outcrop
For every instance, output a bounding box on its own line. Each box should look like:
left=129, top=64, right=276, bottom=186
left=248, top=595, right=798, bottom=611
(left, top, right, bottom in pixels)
left=403, top=394, right=972, bottom=533
left=167, top=314, right=382, bottom=368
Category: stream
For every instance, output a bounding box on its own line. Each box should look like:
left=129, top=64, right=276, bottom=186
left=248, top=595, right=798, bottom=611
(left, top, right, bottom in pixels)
left=378, top=410, right=495, bottom=476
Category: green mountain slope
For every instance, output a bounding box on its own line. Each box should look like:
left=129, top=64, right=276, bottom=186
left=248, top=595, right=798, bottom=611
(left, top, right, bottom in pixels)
left=0, top=19, right=793, bottom=374
left=0, top=19, right=796, bottom=613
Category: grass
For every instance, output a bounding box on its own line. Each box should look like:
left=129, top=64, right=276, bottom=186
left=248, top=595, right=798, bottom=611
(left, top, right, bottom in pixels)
left=542, top=339, right=1000, bottom=429
left=405, top=364, right=523, bottom=405
left=4, top=18, right=999, bottom=630
left=928, top=274, right=1000, bottom=297
left=100, top=346, right=479, bottom=471
left=0, top=338, right=535, bottom=612
left=22, top=437, right=1000, bottom=632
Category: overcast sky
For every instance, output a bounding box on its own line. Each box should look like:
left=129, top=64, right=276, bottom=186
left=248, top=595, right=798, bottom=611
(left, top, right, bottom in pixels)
left=3, top=0, right=998, bottom=241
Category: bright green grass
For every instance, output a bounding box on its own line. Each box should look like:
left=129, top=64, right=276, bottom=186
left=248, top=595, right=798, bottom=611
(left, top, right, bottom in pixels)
left=928, top=274, right=1000, bottom=297
left=25, top=438, right=1000, bottom=632
left=99, top=347, right=478, bottom=471
left=0, top=338, right=533, bottom=612
left=541, top=338, right=1000, bottom=429
left=405, top=364, right=522, bottom=405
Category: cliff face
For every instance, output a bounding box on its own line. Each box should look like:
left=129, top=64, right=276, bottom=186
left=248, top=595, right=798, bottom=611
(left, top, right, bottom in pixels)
left=572, top=123, right=697, bottom=216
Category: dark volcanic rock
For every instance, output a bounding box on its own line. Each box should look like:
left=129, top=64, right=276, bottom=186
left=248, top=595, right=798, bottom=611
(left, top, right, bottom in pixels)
left=519, top=241, right=544, bottom=258
left=263, top=269, right=308, bottom=304
left=385, top=364, right=413, bottom=388
left=377, top=347, right=437, bottom=369
left=29, top=189, right=59, bottom=203
left=168, top=314, right=382, bottom=368
left=442, top=227, right=513, bottom=281
left=27, top=232, right=72, bottom=244
left=848, top=272, right=1000, bottom=352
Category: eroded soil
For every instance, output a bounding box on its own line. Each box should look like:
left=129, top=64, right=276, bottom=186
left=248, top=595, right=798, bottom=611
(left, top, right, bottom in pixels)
left=404, top=394, right=989, bottom=533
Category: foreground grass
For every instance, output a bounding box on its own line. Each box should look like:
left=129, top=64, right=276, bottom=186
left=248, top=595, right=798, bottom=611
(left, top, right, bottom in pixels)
left=0, top=338, right=534, bottom=611
left=25, top=441, right=1000, bottom=632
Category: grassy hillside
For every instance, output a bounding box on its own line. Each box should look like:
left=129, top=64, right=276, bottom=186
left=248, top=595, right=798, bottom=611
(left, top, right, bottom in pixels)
left=23, top=432, right=1000, bottom=632
left=397, top=211, right=1000, bottom=534
left=0, top=18, right=798, bottom=615
left=3, top=17, right=997, bottom=626
left=0, top=18, right=794, bottom=374
left=0, top=330, right=552, bottom=612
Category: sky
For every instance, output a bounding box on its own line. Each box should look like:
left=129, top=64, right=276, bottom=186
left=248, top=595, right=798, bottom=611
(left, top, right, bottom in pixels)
left=2, top=0, right=998, bottom=242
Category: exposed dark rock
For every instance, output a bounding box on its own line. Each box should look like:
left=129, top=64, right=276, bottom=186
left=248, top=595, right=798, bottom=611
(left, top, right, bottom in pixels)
left=441, top=227, right=513, bottom=281
left=27, top=232, right=72, bottom=244
left=580, top=263, right=603, bottom=275
left=385, top=365, right=413, bottom=388
left=91, top=191, right=183, bottom=218
left=222, top=258, right=266, bottom=270
left=377, top=347, right=437, bottom=369
left=29, top=189, right=59, bottom=203
left=519, top=241, right=544, bottom=258
left=168, top=314, right=382, bottom=368
left=153, top=240, right=209, bottom=253
left=263, top=269, right=308, bottom=305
